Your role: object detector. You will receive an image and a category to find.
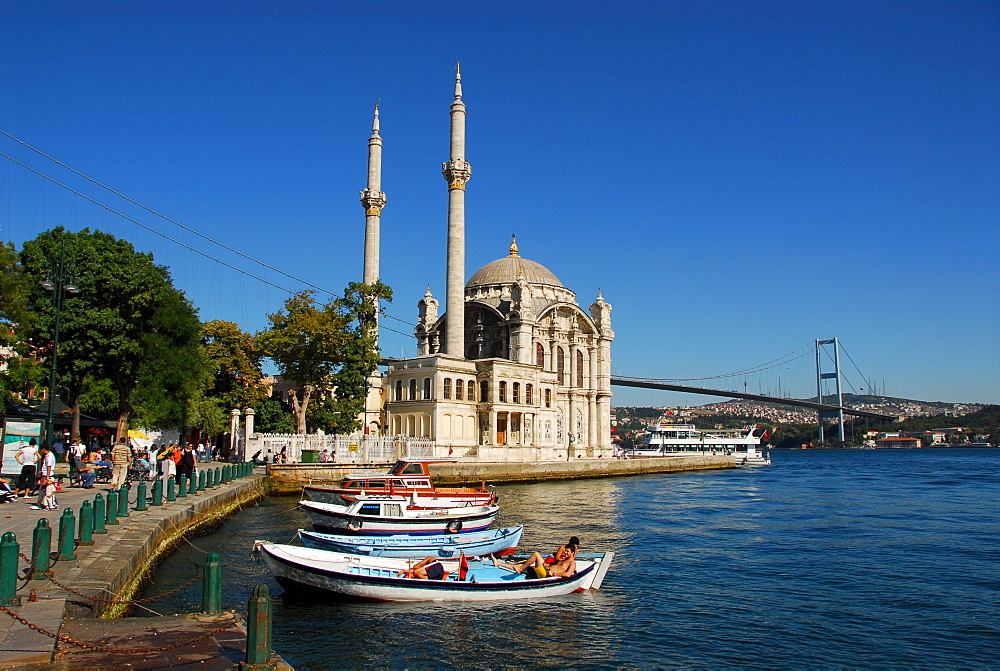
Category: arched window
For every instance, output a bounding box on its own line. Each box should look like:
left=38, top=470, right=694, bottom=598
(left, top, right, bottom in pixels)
left=443, top=378, right=452, bottom=399
left=467, top=380, right=475, bottom=401
left=544, top=388, right=552, bottom=408
left=455, top=379, right=463, bottom=400
left=512, top=382, right=520, bottom=404
left=499, top=381, right=507, bottom=403
left=423, top=377, right=431, bottom=400
left=409, top=379, right=417, bottom=401
left=526, top=384, right=533, bottom=405
left=480, top=380, right=489, bottom=403
left=576, top=351, right=584, bottom=388
left=536, top=342, right=545, bottom=369
left=395, top=380, right=403, bottom=401
left=556, top=347, right=565, bottom=385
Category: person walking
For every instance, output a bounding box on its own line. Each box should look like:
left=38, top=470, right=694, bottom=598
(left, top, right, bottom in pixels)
left=109, top=438, right=131, bottom=488
left=13, top=438, right=39, bottom=498
left=38, top=446, right=56, bottom=479
left=178, top=444, right=196, bottom=480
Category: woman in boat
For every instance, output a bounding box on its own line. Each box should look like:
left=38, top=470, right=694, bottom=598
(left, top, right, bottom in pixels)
left=494, top=537, right=579, bottom=578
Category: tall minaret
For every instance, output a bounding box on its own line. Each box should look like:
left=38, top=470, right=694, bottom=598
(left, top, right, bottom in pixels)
left=359, top=104, right=386, bottom=435
left=441, top=64, right=471, bottom=357
left=360, top=102, right=386, bottom=286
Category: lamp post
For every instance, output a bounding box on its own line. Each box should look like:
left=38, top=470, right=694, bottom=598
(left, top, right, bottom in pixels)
left=40, top=237, right=79, bottom=449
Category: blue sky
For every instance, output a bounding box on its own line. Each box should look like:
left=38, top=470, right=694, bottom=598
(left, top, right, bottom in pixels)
left=1, top=1, right=997, bottom=406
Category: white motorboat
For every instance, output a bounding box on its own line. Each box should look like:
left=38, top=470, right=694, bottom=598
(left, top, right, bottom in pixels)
left=299, top=494, right=500, bottom=535
left=632, top=420, right=771, bottom=465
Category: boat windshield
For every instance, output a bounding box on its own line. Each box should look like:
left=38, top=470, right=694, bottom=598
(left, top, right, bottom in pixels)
left=389, top=461, right=426, bottom=475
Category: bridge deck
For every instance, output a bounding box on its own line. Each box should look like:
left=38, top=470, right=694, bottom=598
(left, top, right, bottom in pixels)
left=610, top=378, right=897, bottom=421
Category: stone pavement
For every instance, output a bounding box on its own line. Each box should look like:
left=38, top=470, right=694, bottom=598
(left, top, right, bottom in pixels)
left=0, top=464, right=267, bottom=667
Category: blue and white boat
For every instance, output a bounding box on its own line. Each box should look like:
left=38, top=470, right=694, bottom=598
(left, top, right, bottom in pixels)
left=298, top=526, right=523, bottom=558
left=253, top=541, right=614, bottom=602
left=299, top=495, right=500, bottom=535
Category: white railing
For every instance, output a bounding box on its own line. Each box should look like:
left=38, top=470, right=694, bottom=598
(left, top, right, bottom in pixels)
left=247, top=433, right=437, bottom=464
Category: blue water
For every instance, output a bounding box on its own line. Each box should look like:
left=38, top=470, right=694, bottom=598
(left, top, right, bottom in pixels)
left=142, top=449, right=1000, bottom=668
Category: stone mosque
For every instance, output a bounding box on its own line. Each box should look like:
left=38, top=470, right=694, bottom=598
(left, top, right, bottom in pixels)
left=359, top=67, right=614, bottom=461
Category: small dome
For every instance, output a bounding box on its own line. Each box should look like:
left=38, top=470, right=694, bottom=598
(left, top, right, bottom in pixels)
left=467, top=238, right=563, bottom=288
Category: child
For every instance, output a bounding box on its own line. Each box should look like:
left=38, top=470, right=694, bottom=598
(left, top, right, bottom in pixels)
left=30, top=475, right=58, bottom=511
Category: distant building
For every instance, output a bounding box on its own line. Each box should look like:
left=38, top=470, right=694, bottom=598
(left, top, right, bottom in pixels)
left=875, top=436, right=922, bottom=449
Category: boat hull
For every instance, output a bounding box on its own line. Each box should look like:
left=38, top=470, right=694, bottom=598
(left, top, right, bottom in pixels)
left=298, top=526, right=523, bottom=558
left=256, top=543, right=614, bottom=602
left=300, top=500, right=500, bottom=535
left=303, top=485, right=495, bottom=507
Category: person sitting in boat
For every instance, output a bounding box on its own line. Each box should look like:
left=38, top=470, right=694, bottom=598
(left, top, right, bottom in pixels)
left=397, top=556, right=450, bottom=581
left=494, top=537, right=578, bottom=578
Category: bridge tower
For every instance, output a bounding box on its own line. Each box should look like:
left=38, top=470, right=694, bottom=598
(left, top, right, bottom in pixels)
left=815, top=338, right=845, bottom=443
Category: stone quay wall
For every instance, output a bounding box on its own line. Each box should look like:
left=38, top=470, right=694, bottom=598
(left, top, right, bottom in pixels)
left=30, top=474, right=266, bottom=619
left=265, top=454, right=734, bottom=490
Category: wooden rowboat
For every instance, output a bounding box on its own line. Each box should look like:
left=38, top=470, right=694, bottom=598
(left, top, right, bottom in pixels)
left=254, top=541, right=615, bottom=602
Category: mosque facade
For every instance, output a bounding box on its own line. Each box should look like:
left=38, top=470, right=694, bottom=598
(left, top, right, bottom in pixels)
left=362, top=68, right=614, bottom=461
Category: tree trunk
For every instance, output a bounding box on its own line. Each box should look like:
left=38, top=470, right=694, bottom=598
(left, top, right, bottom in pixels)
left=68, top=379, right=84, bottom=443
left=288, top=385, right=313, bottom=435
left=115, top=377, right=132, bottom=443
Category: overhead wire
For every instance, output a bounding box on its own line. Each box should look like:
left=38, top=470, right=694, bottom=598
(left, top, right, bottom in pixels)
left=0, top=130, right=418, bottom=330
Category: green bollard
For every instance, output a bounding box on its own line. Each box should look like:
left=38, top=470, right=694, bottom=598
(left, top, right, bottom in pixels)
left=136, top=480, right=148, bottom=511
left=206, top=468, right=214, bottom=489
left=225, top=465, right=232, bottom=483
left=198, top=470, right=206, bottom=493
left=188, top=471, right=197, bottom=495
left=213, top=467, right=220, bottom=487
left=202, top=552, right=222, bottom=614
left=78, top=501, right=95, bottom=546
left=30, top=519, right=51, bottom=580
left=118, top=484, right=129, bottom=518
left=93, top=494, right=107, bottom=534
left=166, top=475, right=176, bottom=502
left=57, top=508, right=77, bottom=561
left=245, top=583, right=273, bottom=667
left=177, top=474, right=187, bottom=498
left=0, top=532, right=22, bottom=606
left=151, top=478, right=163, bottom=506
left=106, top=488, right=119, bottom=525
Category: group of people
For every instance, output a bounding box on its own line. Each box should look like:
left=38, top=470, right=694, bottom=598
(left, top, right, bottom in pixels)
left=397, top=536, right=580, bottom=581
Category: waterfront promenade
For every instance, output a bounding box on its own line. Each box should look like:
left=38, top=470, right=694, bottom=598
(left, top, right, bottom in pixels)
left=0, top=464, right=280, bottom=668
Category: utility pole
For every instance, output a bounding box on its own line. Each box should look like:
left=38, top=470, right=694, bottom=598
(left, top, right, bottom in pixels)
left=40, top=236, right=80, bottom=448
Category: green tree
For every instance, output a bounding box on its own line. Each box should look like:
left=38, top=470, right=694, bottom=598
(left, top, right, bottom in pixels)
left=256, top=291, right=350, bottom=434
left=202, top=320, right=268, bottom=412
left=254, top=395, right=296, bottom=434
left=0, top=242, right=42, bottom=400
left=20, top=227, right=204, bottom=438
left=326, top=281, right=392, bottom=434
left=131, top=286, right=213, bottom=430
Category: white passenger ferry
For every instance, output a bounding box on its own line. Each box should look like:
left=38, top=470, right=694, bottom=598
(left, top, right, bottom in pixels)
left=631, top=421, right=771, bottom=466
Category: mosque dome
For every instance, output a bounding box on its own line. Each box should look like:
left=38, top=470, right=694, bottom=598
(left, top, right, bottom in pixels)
left=466, top=237, right=563, bottom=288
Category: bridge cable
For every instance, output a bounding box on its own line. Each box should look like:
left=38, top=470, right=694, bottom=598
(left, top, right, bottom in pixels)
left=614, top=343, right=813, bottom=383
left=0, top=134, right=417, bottom=328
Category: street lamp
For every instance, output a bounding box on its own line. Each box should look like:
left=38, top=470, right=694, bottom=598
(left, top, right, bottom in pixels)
left=41, top=237, right=79, bottom=450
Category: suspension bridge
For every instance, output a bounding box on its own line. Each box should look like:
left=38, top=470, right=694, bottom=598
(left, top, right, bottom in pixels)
left=2, top=129, right=894, bottom=442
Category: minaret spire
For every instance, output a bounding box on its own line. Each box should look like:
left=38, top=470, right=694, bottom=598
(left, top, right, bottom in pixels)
left=442, top=63, right=471, bottom=357
left=361, top=101, right=386, bottom=286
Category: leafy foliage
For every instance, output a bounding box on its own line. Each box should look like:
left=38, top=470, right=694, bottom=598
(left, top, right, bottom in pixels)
left=19, top=227, right=207, bottom=437
left=202, top=320, right=267, bottom=412
left=0, top=241, right=42, bottom=399
left=256, top=290, right=349, bottom=434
